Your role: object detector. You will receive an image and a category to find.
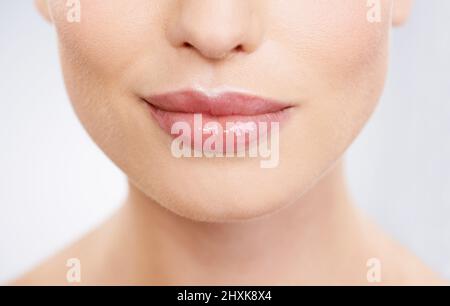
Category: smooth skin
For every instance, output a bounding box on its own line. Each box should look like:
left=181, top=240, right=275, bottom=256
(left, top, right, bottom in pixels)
left=14, top=0, right=445, bottom=285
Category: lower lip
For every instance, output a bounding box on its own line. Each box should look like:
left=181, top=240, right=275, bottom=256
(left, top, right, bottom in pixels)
left=146, top=103, right=291, bottom=152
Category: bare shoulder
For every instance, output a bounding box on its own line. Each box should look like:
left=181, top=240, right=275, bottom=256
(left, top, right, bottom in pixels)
left=366, top=220, right=448, bottom=285
left=387, top=247, right=448, bottom=285
left=11, top=227, right=109, bottom=286
left=12, top=250, right=80, bottom=286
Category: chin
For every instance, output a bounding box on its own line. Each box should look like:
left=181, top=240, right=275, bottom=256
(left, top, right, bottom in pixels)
left=127, top=152, right=320, bottom=223
left=147, top=186, right=290, bottom=223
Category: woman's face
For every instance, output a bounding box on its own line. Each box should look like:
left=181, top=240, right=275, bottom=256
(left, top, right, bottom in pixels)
left=39, top=0, right=410, bottom=222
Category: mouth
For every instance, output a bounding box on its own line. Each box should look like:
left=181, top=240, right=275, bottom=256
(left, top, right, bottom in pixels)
left=142, top=89, right=294, bottom=151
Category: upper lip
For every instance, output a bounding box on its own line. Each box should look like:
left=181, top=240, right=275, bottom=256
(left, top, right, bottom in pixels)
left=143, top=89, right=293, bottom=116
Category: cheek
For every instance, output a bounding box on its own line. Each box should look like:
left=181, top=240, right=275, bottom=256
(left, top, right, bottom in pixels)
left=270, top=1, right=393, bottom=168
left=271, top=0, right=392, bottom=81
left=49, top=0, right=167, bottom=80
left=47, top=1, right=168, bottom=153
left=310, top=4, right=391, bottom=143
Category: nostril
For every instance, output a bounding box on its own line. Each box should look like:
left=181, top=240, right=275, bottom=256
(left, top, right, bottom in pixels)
left=184, top=42, right=243, bottom=53
left=234, top=45, right=244, bottom=52
left=180, top=40, right=245, bottom=60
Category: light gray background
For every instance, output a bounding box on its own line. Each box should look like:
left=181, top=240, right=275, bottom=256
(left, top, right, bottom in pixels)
left=0, top=1, right=449, bottom=283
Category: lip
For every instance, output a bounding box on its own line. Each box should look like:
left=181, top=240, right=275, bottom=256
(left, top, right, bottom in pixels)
left=142, top=89, right=293, bottom=151
left=144, top=90, right=293, bottom=116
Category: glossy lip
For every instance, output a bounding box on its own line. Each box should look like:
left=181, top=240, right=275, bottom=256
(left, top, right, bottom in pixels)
left=142, top=89, right=294, bottom=151
left=143, top=89, right=293, bottom=116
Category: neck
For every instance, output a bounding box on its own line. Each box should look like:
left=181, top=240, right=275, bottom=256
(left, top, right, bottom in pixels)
left=110, top=161, right=373, bottom=285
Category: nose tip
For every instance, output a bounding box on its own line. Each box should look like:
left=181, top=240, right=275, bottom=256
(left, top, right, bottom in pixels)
left=180, top=30, right=246, bottom=60
left=167, top=0, right=263, bottom=61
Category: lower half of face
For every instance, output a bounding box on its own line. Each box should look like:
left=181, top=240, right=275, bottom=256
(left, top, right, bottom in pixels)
left=49, top=0, right=392, bottom=222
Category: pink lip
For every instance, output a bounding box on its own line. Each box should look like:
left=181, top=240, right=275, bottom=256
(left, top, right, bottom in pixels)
left=143, top=90, right=293, bottom=151
left=144, top=90, right=292, bottom=116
